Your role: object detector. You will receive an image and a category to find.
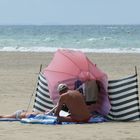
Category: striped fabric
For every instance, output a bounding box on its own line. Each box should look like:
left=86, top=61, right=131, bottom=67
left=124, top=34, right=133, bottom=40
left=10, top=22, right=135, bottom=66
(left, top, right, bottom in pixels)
left=33, top=73, right=54, bottom=113
left=107, top=74, right=140, bottom=121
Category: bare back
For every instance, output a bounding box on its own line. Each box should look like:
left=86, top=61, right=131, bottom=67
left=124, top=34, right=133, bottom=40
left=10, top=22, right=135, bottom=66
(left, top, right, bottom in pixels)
left=58, top=90, right=90, bottom=121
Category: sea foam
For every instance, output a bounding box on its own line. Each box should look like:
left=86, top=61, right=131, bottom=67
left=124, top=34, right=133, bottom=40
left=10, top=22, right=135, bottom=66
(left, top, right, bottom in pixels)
left=1, top=46, right=140, bottom=53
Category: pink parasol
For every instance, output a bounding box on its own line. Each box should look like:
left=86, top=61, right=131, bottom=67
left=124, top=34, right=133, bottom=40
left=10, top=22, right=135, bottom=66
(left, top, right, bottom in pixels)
left=43, top=49, right=111, bottom=115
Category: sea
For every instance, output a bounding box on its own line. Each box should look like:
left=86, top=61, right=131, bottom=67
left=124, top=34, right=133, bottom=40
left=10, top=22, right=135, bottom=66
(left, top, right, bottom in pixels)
left=0, top=25, right=140, bottom=53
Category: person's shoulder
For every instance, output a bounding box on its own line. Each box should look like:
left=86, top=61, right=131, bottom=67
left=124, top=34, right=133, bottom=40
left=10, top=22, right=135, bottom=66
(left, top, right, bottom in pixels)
left=68, top=90, right=80, bottom=95
left=60, top=92, right=68, bottom=98
left=60, top=90, right=74, bottom=97
left=71, top=89, right=79, bottom=93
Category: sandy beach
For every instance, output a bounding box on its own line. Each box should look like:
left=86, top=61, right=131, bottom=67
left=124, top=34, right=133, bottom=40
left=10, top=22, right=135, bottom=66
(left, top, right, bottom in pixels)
left=0, top=52, right=140, bottom=140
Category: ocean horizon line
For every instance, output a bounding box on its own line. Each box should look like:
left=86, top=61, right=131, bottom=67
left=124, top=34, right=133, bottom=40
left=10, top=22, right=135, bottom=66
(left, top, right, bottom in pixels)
left=0, top=24, right=140, bottom=26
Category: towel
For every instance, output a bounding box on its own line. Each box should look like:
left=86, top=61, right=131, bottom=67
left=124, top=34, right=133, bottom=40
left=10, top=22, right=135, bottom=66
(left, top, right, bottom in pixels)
left=21, top=114, right=107, bottom=125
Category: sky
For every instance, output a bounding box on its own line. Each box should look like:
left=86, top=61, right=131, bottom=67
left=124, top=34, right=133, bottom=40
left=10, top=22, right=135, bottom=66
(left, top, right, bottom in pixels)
left=0, top=0, right=140, bottom=25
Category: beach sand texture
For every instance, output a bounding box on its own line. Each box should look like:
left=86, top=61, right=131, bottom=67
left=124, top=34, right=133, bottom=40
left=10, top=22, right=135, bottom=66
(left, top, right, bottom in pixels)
left=0, top=52, right=140, bottom=140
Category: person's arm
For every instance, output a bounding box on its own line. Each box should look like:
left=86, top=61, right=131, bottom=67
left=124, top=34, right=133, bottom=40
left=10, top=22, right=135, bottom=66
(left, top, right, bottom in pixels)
left=45, top=105, right=58, bottom=115
left=54, top=95, right=65, bottom=117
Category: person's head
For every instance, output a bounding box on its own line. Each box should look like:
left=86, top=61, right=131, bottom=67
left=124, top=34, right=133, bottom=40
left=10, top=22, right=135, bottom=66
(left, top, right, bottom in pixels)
left=57, top=83, right=69, bottom=95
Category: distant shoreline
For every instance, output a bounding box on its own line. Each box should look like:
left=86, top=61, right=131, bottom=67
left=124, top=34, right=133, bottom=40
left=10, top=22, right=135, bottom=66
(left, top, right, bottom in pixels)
left=0, top=48, right=140, bottom=53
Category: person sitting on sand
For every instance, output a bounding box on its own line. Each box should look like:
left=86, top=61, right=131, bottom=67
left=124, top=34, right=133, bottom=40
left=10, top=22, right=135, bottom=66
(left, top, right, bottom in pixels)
left=55, top=83, right=91, bottom=122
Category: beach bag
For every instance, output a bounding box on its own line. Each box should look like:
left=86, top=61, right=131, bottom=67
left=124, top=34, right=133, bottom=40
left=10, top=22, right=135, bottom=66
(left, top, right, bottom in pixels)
left=84, top=80, right=99, bottom=104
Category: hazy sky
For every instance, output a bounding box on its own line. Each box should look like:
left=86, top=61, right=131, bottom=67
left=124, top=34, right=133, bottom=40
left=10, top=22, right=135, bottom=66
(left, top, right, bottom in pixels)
left=0, top=0, right=140, bottom=25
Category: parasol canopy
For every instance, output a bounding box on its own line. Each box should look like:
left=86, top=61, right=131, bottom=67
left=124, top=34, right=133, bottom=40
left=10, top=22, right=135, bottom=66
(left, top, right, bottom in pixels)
left=43, top=49, right=111, bottom=115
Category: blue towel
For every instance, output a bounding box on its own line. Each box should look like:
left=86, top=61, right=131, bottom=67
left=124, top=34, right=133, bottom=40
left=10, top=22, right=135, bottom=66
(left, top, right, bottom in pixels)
left=21, top=114, right=58, bottom=124
left=21, top=114, right=107, bottom=125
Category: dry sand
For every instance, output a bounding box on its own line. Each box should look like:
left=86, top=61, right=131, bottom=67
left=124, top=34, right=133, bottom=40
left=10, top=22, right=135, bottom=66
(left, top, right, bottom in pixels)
left=0, top=52, right=140, bottom=140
